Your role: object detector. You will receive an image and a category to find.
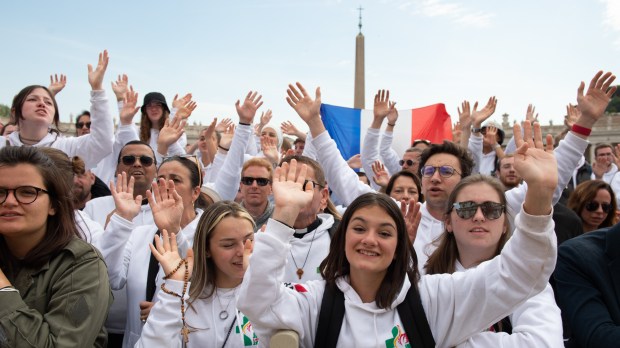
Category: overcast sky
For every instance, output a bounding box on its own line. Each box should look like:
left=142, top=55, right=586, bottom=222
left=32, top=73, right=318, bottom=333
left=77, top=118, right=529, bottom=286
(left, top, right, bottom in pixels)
left=2, top=0, right=618, bottom=132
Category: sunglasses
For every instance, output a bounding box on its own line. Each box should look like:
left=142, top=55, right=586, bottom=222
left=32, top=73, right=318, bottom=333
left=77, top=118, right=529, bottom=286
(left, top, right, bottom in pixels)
left=584, top=201, right=612, bottom=213
left=420, top=165, right=461, bottom=178
left=121, top=155, right=155, bottom=167
left=240, top=177, right=271, bottom=186
left=412, top=139, right=431, bottom=146
left=453, top=201, right=505, bottom=220
left=399, top=159, right=417, bottom=167
left=76, top=122, right=91, bottom=129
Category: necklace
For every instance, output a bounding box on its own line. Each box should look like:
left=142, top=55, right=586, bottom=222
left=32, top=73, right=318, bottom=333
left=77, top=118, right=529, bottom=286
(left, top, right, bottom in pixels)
left=215, top=287, right=237, bottom=320
left=290, top=226, right=319, bottom=280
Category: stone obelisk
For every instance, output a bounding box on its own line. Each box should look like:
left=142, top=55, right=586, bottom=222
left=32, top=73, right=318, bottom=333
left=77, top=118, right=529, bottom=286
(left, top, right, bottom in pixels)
left=354, top=6, right=365, bottom=109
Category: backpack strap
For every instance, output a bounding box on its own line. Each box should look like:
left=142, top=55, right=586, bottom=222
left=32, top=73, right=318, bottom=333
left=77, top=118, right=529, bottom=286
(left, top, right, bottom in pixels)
left=314, top=282, right=345, bottom=348
left=397, top=284, right=436, bottom=348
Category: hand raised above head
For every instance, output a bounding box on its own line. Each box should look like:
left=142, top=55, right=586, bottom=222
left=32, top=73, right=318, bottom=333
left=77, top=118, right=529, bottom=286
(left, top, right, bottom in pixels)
left=575, top=71, right=617, bottom=128
left=110, top=172, right=142, bottom=221
left=148, top=178, right=183, bottom=234
left=119, top=87, right=140, bottom=125
left=111, top=74, right=129, bottom=101
left=48, top=74, right=67, bottom=96
left=235, top=91, right=263, bottom=124
left=88, top=49, right=109, bottom=91
left=286, top=82, right=321, bottom=125
left=271, top=159, right=315, bottom=227
left=471, top=96, right=497, bottom=127
left=373, top=89, right=391, bottom=120
left=458, top=100, right=472, bottom=129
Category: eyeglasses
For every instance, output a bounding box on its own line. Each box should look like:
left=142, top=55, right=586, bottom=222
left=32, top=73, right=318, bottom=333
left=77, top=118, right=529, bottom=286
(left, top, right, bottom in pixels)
left=240, top=177, right=271, bottom=186
left=121, top=155, right=155, bottom=167
left=453, top=201, right=505, bottom=220
left=420, top=165, right=461, bottom=178
left=303, top=179, right=324, bottom=190
left=585, top=201, right=612, bottom=213
left=399, top=159, right=417, bottom=167
left=76, top=122, right=91, bottom=129
left=0, top=186, right=49, bottom=205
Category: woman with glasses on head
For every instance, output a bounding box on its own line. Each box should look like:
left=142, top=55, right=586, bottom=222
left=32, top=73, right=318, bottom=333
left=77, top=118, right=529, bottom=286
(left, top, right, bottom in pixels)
left=136, top=201, right=259, bottom=347
left=567, top=180, right=617, bottom=232
left=99, top=155, right=206, bottom=348
left=0, top=51, right=114, bottom=171
left=238, top=129, right=560, bottom=347
left=0, top=146, right=112, bottom=347
left=424, top=174, right=563, bottom=347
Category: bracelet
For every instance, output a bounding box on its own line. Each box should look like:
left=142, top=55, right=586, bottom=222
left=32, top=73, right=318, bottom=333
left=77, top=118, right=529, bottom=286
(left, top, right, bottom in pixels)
left=239, top=122, right=251, bottom=126
left=273, top=218, right=294, bottom=229
left=471, top=127, right=483, bottom=133
left=571, top=124, right=592, bottom=136
left=0, top=287, right=19, bottom=294
left=164, top=259, right=186, bottom=280
left=387, top=123, right=396, bottom=127
left=218, top=145, right=229, bottom=151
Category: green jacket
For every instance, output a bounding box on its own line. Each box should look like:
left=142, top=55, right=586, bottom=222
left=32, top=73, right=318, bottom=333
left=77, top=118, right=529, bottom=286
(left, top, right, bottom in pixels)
left=0, top=238, right=113, bottom=347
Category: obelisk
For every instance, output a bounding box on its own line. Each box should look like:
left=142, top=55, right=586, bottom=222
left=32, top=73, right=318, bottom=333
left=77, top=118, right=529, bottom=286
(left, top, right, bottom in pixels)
left=354, top=6, right=365, bottom=109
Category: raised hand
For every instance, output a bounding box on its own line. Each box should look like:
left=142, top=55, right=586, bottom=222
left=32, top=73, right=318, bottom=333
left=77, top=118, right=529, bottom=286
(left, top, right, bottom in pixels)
left=271, top=159, right=315, bottom=227
left=176, top=99, right=197, bottom=120
left=88, top=49, right=109, bottom=90
left=371, top=160, right=390, bottom=188
left=261, top=135, right=280, bottom=165
left=458, top=100, right=472, bottom=130
left=452, top=122, right=462, bottom=143
left=259, top=109, right=273, bottom=127
left=48, top=74, right=67, bottom=96
left=215, top=118, right=233, bottom=133
left=119, top=87, right=140, bottom=125
left=525, top=104, right=538, bottom=123
left=218, top=124, right=235, bottom=150
left=280, top=120, right=305, bottom=139
left=172, top=93, right=192, bottom=109
left=242, top=239, right=254, bottom=272
left=471, top=96, right=497, bottom=127
left=148, top=178, right=184, bottom=233
left=564, top=104, right=580, bottom=128
left=372, top=89, right=391, bottom=128
left=347, top=154, right=362, bottom=169
left=157, top=116, right=186, bottom=154
left=286, top=82, right=322, bottom=130
left=111, top=74, right=129, bottom=101
left=575, top=71, right=617, bottom=128
left=150, top=229, right=194, bottom=281
left=402, top=200, right=421, bottom=244
left=484, top=125, right=498, bottom=145
left=235, top=91, right=263, bottom=124
left=386, top=101, right=398, bottom=126
left=110, top=172, right=143, bottom=221
left=513, top=121, right=557, bottom=215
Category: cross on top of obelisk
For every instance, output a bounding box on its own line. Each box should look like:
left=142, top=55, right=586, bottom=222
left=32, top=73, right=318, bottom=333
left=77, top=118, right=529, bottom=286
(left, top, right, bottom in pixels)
left=358, top=6, right=363, bottom=33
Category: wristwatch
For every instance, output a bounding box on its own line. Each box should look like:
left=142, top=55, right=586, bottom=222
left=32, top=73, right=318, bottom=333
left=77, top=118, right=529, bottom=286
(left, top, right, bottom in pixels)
left=471, top=126, right=483, bottom=133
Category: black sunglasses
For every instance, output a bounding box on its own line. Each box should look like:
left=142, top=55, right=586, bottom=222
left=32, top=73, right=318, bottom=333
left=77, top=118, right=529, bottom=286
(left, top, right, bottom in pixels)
left=399, top=159, right=417, bottom=167
left=453, top=201, right=505, bottom=220
left=420, top=165, right=461, bottom=178
left=121, top=155, right=155, bottom=167
left=585, top=201, right=612, bottom=213
left=76, top=122, right=91, bottom=129
left=240, top=177, right=271, bottom=186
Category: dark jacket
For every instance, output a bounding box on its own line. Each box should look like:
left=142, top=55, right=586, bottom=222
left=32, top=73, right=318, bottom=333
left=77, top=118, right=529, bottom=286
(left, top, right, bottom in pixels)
left=0, top=238, right=113, bottom=347
left=554, top=223, right=620, bottom=347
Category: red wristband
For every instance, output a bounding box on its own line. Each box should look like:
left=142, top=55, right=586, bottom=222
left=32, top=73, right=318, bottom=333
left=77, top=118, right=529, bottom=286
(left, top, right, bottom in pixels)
left=571, top=124, right=592, bottom=136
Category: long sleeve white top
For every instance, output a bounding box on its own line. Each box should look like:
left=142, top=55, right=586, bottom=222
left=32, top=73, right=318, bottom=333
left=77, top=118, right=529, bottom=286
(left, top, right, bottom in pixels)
left=214, top=123, right=252, bottom=201
left=379, top=130, right=404, bottom=176
left=1, top=90, right=114, bottom=170
left=361, top=128, right=386, bottom=190
left=237, top=206, right=557, bottom=348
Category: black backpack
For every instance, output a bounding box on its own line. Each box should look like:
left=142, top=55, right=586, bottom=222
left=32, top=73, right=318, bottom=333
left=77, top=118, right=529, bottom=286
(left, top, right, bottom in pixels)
left=314, top=281, right=435, bottom=348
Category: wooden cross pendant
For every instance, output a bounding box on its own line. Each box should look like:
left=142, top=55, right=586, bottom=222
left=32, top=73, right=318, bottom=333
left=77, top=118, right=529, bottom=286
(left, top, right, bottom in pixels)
left=181, top=326, right=190, bottom=343
left=296, top=268, right=304, bottom=280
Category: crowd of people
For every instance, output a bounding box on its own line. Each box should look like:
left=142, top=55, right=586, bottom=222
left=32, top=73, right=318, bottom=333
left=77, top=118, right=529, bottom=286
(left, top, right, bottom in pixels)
left=0, top=50, right=618, bottom=348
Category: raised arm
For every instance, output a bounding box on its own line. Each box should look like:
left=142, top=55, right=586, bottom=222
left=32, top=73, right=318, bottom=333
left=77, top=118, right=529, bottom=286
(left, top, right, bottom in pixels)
left=362, top=90, right=394, bottom=190
left=48, top=73, right=67, bottom=97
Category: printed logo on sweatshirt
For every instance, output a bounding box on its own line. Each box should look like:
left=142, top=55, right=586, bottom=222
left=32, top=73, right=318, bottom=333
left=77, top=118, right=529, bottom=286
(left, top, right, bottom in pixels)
left=385, top=325, right=411, bottom=348
left=235, top=315, right=259, bottom=346
left=284, top=282, right=308, bottom=293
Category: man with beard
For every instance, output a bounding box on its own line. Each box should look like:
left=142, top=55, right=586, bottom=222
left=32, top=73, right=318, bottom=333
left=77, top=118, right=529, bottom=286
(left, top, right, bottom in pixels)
left=495, top=154, right=522, bottom=189
left=72, top=156, right=110, bottom=209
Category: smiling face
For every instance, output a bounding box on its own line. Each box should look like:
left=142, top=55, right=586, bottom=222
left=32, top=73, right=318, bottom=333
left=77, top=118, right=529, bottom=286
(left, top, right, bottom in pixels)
left=116, top=144, right=156, bottom=197
left=445, top=182, right=507, bottom=265
left=20, top=87, right=56, bottom=126
left=0, top=163, right=55, bottom=249
left=580, top=188, right=612, bottom=232
left=345, top=205, right=398, bottom=279
left=240, top=165, right=272, bottom=210
left=497, top=156, right=521, bottom=189
left=209, top=216, right=254, bottom=288
left=261, top=127, right=278, bottom=143
left=157, top=160, right=200, bottom=213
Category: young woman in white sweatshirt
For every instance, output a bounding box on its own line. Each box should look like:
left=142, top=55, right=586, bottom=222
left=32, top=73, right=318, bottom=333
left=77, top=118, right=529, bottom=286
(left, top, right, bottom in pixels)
left=424, top=174, right=563, bottom=347
left=236, top=115, right=560, bottom=347
left=136, top=201, right=259, bottom=347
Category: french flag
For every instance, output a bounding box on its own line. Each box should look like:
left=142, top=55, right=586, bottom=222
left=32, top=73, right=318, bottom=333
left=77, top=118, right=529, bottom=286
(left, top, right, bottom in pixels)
left=320, top=103, right=454, bottom=160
